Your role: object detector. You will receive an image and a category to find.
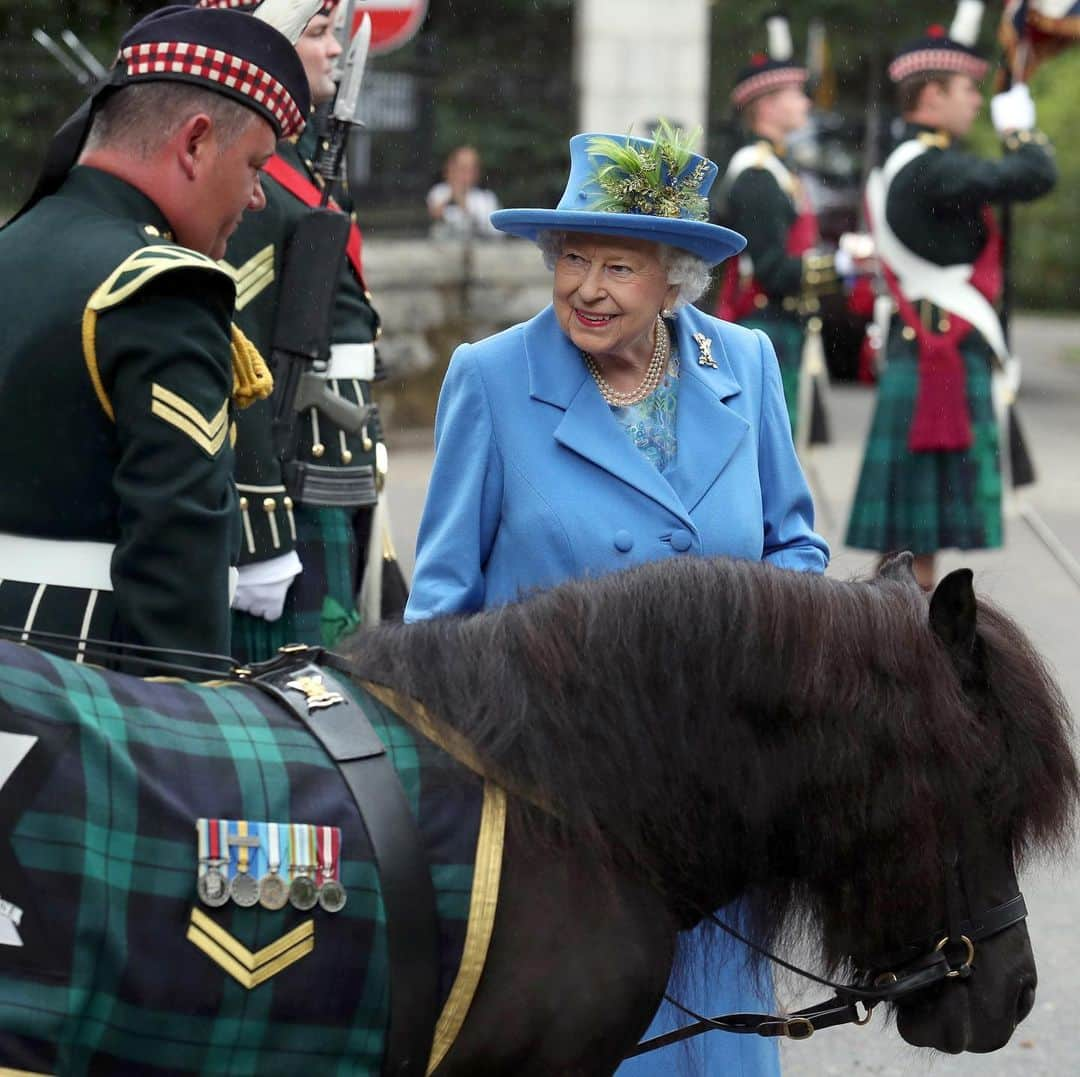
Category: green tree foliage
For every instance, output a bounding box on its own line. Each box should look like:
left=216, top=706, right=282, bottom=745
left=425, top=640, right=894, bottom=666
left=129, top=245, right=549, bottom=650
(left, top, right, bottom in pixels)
left=1010, top=49, right=1080, bottom=309
left=0, top=0, right=1076, bottom=306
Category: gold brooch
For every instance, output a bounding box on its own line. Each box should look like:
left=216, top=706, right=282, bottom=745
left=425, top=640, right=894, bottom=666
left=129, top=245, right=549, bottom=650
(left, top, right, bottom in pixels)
left=693, top=332, right=717, bottom=368
left=286, top=674, right=345, bottom=711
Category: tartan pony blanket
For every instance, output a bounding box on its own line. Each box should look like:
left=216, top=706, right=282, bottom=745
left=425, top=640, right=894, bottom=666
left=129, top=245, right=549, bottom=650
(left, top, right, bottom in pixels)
left=0, top=640, right=505, bottom=1075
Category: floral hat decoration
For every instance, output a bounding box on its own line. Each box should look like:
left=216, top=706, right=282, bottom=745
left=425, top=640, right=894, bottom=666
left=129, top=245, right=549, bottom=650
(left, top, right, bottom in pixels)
left=490, top=121, right=746, bottom=266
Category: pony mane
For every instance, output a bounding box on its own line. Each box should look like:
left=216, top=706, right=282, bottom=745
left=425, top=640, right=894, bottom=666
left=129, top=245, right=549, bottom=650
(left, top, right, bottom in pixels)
left=346, top=557, right=1077, bottom=967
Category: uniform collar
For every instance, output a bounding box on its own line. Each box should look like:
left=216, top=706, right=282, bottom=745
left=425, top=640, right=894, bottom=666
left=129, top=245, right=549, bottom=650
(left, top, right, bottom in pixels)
left=524, top=304, right=750, bottom=521
left=59, top=165, right=174, bottom=238
left=904, top=123, right=952, bottom=149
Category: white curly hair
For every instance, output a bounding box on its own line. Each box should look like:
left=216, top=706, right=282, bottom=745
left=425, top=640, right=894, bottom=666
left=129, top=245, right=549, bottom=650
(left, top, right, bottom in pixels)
left=535, top=230, right=712, bottom=308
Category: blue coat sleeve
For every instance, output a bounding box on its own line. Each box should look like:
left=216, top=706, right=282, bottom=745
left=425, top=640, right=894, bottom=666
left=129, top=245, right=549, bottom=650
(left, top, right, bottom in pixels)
left=404, top=344, right=505, bottom=621
left=752, top=329, right=830, bottom=574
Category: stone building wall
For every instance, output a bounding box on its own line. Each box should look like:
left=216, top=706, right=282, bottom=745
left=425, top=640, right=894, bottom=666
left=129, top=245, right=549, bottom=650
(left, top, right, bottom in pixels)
left=365, top=236, right=554, bottom=428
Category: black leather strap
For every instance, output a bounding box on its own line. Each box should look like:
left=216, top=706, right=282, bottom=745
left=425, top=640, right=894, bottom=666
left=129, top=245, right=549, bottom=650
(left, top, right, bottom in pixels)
left=248, top=657, right=439, bottom=1076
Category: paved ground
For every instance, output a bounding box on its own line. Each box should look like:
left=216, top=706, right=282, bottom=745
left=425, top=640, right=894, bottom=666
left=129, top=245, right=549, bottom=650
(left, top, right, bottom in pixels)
left=384, top=314, right=1080, bottom=1076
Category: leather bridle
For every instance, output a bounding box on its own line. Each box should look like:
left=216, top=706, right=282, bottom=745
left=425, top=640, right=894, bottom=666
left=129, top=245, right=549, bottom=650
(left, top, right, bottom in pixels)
left=626, top=849, right=1029, bottom=1055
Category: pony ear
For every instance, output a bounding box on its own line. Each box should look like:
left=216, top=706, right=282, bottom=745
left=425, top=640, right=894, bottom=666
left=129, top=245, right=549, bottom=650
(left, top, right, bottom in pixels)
left=929, top=568, right=977, bottom=654
left=878, top=551, right=920, bottom=588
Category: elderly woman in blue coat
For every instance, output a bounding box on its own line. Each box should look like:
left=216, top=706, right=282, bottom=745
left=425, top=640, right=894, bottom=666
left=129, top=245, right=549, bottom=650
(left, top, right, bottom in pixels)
left=406, top=125, right=828, bottom=1074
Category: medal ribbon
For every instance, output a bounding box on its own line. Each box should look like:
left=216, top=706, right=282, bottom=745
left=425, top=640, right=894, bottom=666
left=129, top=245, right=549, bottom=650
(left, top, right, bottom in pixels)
left=235, top=819, right=250, bottom=876
left=197, top=818, right=209, bottom=865
left=268, top=822, right=281, bottom=875
left=292, top=823, right=308, bottom=876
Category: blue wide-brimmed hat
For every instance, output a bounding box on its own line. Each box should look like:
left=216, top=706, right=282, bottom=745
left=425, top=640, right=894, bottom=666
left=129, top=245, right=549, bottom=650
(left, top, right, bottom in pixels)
left=490, top=130, right=746, bottom=267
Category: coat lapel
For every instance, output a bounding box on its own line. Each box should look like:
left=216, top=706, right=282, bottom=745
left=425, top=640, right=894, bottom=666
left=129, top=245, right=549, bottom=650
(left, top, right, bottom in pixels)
left=663, top=311, right=750, bottom=513
left=524, top=306, right=694, bottom=525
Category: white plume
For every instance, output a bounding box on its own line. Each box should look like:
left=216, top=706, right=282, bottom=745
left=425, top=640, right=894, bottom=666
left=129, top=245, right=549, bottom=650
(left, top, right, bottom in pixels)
left=765, top=14, right=794, bottom=62
left=253, top=0, right=323, bottom=46
left=949, top=0, right=985, bottom=47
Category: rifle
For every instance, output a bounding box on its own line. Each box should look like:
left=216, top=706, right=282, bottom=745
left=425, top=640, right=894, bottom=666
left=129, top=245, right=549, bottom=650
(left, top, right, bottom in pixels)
left=270, top=210, right=375, bottom=501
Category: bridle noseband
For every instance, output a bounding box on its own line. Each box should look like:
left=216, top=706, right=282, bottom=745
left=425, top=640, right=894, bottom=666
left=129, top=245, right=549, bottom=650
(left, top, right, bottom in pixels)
left=627, top=856, right=1028, bottom=1056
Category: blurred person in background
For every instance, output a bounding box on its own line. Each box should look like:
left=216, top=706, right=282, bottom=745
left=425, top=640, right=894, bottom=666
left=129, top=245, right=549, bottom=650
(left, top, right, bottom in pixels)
left=426, top=144, right=503, bottom=240
left=846, top=0, right=1056, bottom=591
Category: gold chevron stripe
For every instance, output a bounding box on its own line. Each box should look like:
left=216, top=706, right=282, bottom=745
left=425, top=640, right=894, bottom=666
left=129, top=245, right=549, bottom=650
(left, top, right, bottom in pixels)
left=223, top=244, right=275, bottom=310
left=236, top=265, right=275, bottom=310
left=150, top=384, right=229, bottom=456
left=151, top=400, right=229, bottom=456
left=0, top=1068, right=53, bottom=1076
left=151, top=384, right=229, bottom=436
left=187, top=908, right=315, bottom=989
left=222, top=243, right=273, bottom=283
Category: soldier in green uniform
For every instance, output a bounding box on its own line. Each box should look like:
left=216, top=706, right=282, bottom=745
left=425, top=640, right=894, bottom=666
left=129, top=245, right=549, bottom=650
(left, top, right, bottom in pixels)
left=717, top=13, right=846, bottom=441
left=845, top=0, right=1056, bottom=590
left=0, top=2, right=316, bottom=672
left=204, top=0, right=401, bottom=662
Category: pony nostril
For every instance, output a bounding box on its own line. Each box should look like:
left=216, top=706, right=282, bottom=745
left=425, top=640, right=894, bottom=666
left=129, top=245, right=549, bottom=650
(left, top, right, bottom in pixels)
left=1016, top=979, right=1037, bottom=1024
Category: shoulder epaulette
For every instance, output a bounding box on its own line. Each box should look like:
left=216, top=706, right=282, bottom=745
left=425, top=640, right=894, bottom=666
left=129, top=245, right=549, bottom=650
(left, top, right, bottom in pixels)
left=917, top=131, right=951, bottom=151
left=88, top=245, right=234, bottom=315
left=724, top=141, right=796, bottom=197
left=82, top=245, right=233, bottom=423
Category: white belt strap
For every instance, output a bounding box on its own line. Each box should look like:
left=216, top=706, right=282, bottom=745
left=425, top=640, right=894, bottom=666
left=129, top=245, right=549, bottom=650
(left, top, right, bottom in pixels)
left=317, top=342, right=375, bottom=381
left=867, top=140, right=1011, bottom=362
left=0, top=533, right=114, bottom=592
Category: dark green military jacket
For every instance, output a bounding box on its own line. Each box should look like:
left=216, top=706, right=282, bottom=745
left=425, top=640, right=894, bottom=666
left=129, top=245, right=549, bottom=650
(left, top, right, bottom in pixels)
left=886, top=124, right=1056, bottom=266
left=223, top=122, right=382, bottom=567
left=0, top=166, right=240, bottom=666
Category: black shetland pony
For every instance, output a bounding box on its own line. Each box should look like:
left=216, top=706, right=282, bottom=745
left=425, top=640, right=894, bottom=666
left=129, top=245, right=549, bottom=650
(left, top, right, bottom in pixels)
left=343, top=552, right=1078, bottom=1073
left=0, top=553, right=1075, bottom=1075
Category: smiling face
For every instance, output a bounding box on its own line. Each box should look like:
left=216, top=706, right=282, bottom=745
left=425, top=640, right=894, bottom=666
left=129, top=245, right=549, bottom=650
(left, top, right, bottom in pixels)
left=552, top=233, right=679, bottom=369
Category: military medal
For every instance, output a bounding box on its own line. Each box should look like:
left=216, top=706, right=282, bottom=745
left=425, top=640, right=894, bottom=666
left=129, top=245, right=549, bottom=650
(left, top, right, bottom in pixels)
left=259, top=821, right=289, bottom=911
left=228, top=820, right=260, bottom=907
left=288, top=823, right=319, bottom=911
left=196, top=818, right=229, bottom=908
left=316, top=825, right=347, bottom=913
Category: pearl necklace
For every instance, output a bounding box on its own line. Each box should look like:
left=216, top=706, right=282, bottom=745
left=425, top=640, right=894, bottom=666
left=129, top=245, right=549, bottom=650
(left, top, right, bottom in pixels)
left=582, top=315, right=670, bottom=408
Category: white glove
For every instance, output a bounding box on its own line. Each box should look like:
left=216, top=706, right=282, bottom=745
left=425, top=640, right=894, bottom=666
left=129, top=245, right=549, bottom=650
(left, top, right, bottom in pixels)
left=232, top=551, right=302, bottom=622
left=991, top=84, right=1036, bottom=134
left=834, top=233, right=876, bottom=277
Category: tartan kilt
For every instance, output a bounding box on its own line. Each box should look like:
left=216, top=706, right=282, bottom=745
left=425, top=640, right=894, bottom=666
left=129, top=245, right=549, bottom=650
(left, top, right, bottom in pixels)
left=845, top=330, right=1002, bottom=554
left=0, top=640, right=485, bottom=1074
left=738, top=312, right=803, bottom=437
left=232, top=504, right=373, bottom=664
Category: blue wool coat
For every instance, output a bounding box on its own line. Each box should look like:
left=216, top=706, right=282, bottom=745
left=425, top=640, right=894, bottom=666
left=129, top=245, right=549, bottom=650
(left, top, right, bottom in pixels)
left=407, top=302, right=827, bottom=1074
left=406, top=302, right=827, bottom=621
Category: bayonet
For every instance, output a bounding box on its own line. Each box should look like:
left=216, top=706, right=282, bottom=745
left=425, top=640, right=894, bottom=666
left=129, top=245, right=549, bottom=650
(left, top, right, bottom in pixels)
left=330, top=0, right=356, bottom=83
left=315, top=13, right=371, bottom=204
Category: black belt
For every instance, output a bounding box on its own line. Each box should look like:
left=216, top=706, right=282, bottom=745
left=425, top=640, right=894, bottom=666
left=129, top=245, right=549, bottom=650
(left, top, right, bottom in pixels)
left=246, top=651, right=439, bottom=1076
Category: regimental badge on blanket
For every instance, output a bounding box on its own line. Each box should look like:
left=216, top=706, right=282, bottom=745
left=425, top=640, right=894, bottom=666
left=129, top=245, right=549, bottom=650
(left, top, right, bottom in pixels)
left=196, top=819, right=346, bottom=913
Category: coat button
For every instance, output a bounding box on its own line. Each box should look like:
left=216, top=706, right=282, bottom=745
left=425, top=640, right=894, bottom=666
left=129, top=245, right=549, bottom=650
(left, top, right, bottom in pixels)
left=670, top=528, right=693, bottom=552
left=614, top=530, right=634, bottom=553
